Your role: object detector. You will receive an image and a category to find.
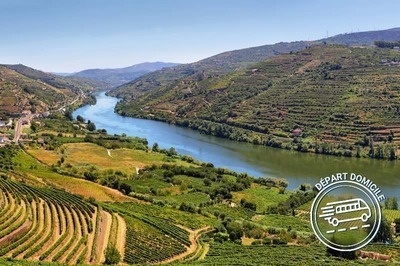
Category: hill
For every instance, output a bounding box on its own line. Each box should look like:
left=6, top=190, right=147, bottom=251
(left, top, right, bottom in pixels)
left=109, top=28, right=400, bottom=100
left=114, top=44, right=400, bottom=159
left=322, top=27, right=400, bottom=46
left=109, top=41, right=313, bottom=99
left=5, top=64, right=108, bottom=92
left=70, top=62, right=180, bottom=87
left=0, top=65, right=83, bottom=116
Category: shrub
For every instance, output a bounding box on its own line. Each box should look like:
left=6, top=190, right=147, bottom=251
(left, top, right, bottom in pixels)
left=104, top=246, right=121, bottom=265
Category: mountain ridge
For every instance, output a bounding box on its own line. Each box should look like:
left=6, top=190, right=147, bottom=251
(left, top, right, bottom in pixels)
left=70, top=62, right=180, bottom=87
left=109, top=27, right=400, bottom=100
left=5, top=64, right=108, bottom=92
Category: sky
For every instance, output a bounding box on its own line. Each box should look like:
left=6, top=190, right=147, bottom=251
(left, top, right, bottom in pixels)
left=0, top=0, right=399, bottom=72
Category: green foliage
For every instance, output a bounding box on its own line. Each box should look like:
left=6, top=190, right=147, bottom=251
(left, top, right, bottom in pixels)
left=374, top=217, right=393, bottom=243
left=176, top=242, right=373, bottom=265
left=87, top=122, right=96, bottom=131
left=84, top=134, right=148, bottom=150
left=385, top=197, right=398, bottom=210
left=76, top=115, right=85, bottom=123
left=104, top=246, right=121, bottom=265
left=225, top=220, right=243, bottom=241
left=0, top=146, right=17, bottom=171
left=374, top=40, right=400, bottom=48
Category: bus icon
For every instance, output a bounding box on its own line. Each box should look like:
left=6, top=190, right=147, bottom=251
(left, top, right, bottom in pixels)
left=319, top=198, right=371, bottom=227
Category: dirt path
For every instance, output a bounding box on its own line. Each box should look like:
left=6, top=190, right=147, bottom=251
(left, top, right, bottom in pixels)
left=115, top=213, right=126, bottom=260
left=95, top=210, right=112, bottom=263
left=160, top=226, right=210, bottom=264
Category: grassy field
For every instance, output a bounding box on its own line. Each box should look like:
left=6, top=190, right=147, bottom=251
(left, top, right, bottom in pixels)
left=252, top=214, right=312, bottom=233
left=28, top=142, right=190, bottom=174
left=13, top=151, right=132, bottom=202
left=232, top=184, right=291, bottom=213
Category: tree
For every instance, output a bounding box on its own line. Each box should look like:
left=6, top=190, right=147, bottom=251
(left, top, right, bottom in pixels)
left=119, top=182, right=132, bottom=195
left=374, top=217, right=393, bottom=243
left=203, top=178, right=212, bottom=186
left=65, top=108, right=73, bottom=120
left=87, top=122, right=96, bottom=132
left=385, top=197, right=398, bottom=210
left=226, top=221, right=244, bottom=241
left=30, top=122, right=37, bottom=132
left=77, top=115, right=85, bottom=123
left=104, top=246, right=121, bottom=265
left=152, top=142, right=160, bottom=152
left=167, top=147, right=177, bottom=157
left=395, top=218, right=400, bottom=234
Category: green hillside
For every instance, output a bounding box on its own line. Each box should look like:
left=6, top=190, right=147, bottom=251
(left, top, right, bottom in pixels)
left=114, top=45, right=400, bottom=159
left=5, top=64, right=108, bottom=92
left=109, top=28, right=400, bottom=100
left=108, top=41, right=314, bottom=99
left=0, top=65, right=80, bottom=116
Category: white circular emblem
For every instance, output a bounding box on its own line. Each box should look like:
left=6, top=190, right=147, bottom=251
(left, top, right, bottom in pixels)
left=310, top=178, right=382, bottom=251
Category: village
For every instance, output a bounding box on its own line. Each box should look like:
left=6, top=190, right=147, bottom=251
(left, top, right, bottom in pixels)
left=0, top=110, right=46, bottom=147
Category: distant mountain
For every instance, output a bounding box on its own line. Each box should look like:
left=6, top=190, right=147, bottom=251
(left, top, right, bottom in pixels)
left=322, top=27, right=400, bottom=45
left=5, top=64, right=108, bottom=92
left=70, top=62, right=180, bottom=87
left=109, top=27, right=400, bottom=100
left=51, top=72, right=72, bottom=77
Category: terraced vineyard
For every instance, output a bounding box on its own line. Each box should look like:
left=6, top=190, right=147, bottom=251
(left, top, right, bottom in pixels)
left=0, top=176, right=119, bottom=264
left=383, top=209, right=400, bottom=223
left=180, top=242, right=394, bottom=266
left=116, top=45, right=400, bottom=159
left=105, top=203, right=193, bottom=264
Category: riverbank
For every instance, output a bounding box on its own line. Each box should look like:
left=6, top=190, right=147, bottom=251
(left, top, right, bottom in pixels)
left=72, top=92, right=400, bottom=197
left=114, top=101, right=400, bottom=161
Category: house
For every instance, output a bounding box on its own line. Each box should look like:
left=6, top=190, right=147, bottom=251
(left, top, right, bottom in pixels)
left=394, top=46, right=400, bottom=51
left=0, top=121, right=6, bottom=130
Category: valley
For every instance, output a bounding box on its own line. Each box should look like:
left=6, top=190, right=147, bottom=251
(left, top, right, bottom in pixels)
left=1, top=21, right=400, bottom=265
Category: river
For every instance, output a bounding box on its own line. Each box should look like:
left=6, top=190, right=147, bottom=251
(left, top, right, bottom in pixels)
left=74, top=92, right=400, bottom=197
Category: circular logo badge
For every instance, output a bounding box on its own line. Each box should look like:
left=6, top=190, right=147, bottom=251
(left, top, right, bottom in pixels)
left=310, top=179, right=382, bottom=251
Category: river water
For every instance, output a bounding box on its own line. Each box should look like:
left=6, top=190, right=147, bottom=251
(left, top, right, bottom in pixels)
left=74, top=92, right=400, bottom=197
